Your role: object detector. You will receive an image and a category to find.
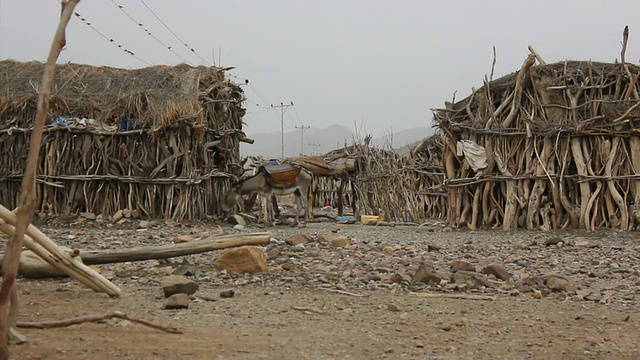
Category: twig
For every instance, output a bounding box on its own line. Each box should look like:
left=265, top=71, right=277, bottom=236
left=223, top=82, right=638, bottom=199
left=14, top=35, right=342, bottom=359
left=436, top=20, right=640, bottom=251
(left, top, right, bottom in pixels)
left=409, top=292, right=495, bottom=301
left=17, top=310, right=182, bottom=334
left=320, top=288, right=367, bottom=297
left=291, top=306, right=326, bottom=315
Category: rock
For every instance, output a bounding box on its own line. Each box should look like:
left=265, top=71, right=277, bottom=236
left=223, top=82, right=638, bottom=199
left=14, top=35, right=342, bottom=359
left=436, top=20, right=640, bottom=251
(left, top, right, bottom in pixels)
left=220, top=289, right=235, bottom=298
left=174, top=235, right=195, bottom=243
left=214, top=246, right=269, bottom=274
left=389, top=272, right=412, bottom=284
left=546, top=277, right=569, bottom=292
left=544, top=237, right=563, bottom=246
left=112, top=209, right=124, bottom=223
left=328, top=235, right=350, bottom=248
left=161, top=275, right=199, bottom=298
left=163, top=293, right=190, bottom=309
left=412, top=263, right=447, bottom=286
left=131, top=209, right=141, bottom=219
left=480, top=264, right=511, bottom=281
left=533, top=290, right=543, bottom=299
left=285, top=233, right=312, bottom=246
left=137, top=220, right=151, bottom=228
left=387, top=304, right=401, bottom=312
left=226, top=214, right=246, bottom=226
left=450, top=260, right=476, bottom=273
left=451, top=271, right=491, bottom=290
left=18, top=248, right=80, bottom=278
left=82, top=212, right=96, bottom=220
left=573, top=238, right=601, bottom=248
left=122, top=209, right=132, bottom=218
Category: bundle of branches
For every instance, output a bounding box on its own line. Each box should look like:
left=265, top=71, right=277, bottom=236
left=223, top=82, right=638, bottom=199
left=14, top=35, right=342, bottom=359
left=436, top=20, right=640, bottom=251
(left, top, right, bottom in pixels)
left=433, top=47, right=640, bottom=230
left=0, top=60, right=248, bottom=220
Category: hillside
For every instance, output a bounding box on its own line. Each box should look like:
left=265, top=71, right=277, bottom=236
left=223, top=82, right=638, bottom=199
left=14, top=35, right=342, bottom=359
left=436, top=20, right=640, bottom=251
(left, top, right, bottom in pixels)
left=241, top=125, right=433, bottom=158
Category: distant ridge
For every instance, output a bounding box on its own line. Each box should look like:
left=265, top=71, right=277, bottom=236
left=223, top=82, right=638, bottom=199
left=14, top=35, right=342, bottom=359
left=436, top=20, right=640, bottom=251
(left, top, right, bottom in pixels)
left=241, top=125, right=433, bottom=158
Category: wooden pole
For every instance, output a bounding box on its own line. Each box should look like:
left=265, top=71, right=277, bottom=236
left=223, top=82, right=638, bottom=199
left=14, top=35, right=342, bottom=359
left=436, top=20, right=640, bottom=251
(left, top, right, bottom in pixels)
left=0, top=1, right=80, bottom=357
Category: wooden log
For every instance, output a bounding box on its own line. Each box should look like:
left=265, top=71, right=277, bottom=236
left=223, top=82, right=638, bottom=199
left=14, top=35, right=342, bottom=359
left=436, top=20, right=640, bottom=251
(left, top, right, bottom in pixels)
left=0, top=204, right=120, bottom=296
left=502, top=54, right=536, bottom=128
left=570, top=137, right=592, bottom=229
left=79, top=232, right=271, bottom=265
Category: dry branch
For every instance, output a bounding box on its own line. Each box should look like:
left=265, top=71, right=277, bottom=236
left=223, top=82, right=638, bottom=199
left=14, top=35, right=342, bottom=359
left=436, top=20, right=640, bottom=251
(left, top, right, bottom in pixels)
left=17, top=310, right=182, bottom=334
left=78, top=232, right=272, bottom=264
left=409, top=292, right=495, bottom=301
left=0, top=2, right=79, bottom=357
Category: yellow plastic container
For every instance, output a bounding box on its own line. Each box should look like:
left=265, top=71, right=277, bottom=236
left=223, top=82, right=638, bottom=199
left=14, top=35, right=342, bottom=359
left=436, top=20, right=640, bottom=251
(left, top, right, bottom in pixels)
left=360, top=215, right=383, bottom=222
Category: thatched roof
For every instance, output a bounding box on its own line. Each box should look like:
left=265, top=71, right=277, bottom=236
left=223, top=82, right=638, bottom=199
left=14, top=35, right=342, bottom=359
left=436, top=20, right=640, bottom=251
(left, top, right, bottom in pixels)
left=0, top=59, right=244, bottom=130
left=434, top=58, right=640, bottom=136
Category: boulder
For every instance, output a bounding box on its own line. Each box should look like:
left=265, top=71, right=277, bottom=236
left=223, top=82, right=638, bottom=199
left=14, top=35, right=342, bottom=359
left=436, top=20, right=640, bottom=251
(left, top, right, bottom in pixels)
left=214, top=246, right=269, bottom=274
left=161, top=275, right=199, bottom=298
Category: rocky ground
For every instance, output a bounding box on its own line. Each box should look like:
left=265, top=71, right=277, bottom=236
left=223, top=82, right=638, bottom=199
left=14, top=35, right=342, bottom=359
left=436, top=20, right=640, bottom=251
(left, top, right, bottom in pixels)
left=5, top=209, right=640, bottom=359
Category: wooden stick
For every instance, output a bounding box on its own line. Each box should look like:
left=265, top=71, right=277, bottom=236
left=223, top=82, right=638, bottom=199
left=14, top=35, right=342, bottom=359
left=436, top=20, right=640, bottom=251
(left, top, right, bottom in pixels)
left=0, top=204, right=121, bottom=296
left=528, top=45, right=546, bottom=65
left=291, top=306, right=326, bottom=314
left=17, top=310, right=182, bottom=334
left=409, top=292, right=495, bottom=301
left=0, top=2, right=79, bottom=357
left=319, top=288, right=367, bottom=297
left=79, top=232, right=271, bottom=264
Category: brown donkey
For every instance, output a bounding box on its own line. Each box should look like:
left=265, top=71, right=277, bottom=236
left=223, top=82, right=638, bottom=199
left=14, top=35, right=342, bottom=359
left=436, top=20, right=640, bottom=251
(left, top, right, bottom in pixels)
left=223, top=165, right=313, bottom=225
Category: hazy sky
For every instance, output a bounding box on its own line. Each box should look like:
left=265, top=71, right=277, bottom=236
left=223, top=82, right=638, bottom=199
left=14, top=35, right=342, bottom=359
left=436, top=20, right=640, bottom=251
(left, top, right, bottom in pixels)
left=1, top=1, right=639, bottom=141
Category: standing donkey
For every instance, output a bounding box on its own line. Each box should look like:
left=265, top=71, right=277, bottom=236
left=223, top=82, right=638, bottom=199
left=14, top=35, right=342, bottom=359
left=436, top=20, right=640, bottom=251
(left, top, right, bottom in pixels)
left=223, top=163, right=313, bottom=225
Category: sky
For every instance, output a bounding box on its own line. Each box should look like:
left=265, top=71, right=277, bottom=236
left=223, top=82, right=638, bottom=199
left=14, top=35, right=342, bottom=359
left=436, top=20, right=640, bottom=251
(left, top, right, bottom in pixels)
left=1, top=0, right=639, bottom=142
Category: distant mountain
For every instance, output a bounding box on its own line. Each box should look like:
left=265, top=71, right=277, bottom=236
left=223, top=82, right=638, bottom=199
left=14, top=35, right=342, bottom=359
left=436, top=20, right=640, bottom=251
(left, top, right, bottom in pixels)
left=241, top=124, right=434, bottom=158
left=241, top=124, right=356, bottom=158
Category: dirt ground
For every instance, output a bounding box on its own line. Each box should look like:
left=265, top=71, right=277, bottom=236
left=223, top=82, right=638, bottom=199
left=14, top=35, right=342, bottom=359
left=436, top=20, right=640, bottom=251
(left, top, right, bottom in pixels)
left=5, top=214, right=640, bottom=360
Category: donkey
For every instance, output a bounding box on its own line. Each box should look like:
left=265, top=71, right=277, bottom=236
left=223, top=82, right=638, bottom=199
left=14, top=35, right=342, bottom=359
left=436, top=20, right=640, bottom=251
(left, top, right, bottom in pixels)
left=223, top=165, right=313, bottom=225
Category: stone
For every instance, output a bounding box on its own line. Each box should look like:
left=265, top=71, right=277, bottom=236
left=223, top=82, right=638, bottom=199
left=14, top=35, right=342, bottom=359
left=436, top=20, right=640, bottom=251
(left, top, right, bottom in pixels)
left=438, top=323, right=452, bottom=331
left=450, top=260, right=476, bottom=273
left=214, top=246, right=269, bottom=274
left=573, top=237, right=601, bottom=248
left=533, top=290, right=543, bottom=299
left=451, top=271, right=491, bottom=289
left=174, top=235, right=195, bottom=243
left=285, top=233, right=312, bottom=246
left=131, top=209, right=141, bottom=219
left=112, top=209, right=124, bottom=223
left=137, top=220, right=151, bottom=228
left=412, top=263, right=448, bottom=286
left=220, top=289, right=235, bottom=298
left=227, top=214, right=246, bottom=226
left=18, top=248, right=80, bottom=278
left=387, top=303, right=401, bottom=312
left=544, top=237, right=563, bottom=246
left=82, top=212, right=96, bottom=220
left=122, top=209, right=132, bottom=218
left=328, top=235, right=351, bottom=248
left=163, top=293, right=190, bottom=309
left=389, top=272, right=412, bottom=284
left=480, top=264, right=511, bottom=281
left=546, top=277, right=569, bottom=292
left=161, top=275, right=199, bottom=298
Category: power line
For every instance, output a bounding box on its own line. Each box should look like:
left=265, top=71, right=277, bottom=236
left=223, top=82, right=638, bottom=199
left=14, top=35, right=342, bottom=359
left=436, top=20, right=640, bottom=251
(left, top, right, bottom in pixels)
left=109, top=0, right=193, bottom=65
left=139, top=0, right=211, bottom=66
left=73, top=11, right=151, bottom=66
left=271, top=102, right=294, bottom=158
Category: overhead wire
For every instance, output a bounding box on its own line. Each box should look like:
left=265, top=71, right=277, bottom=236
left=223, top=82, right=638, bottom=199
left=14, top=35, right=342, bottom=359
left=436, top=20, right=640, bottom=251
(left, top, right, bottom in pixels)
left=109, top=0, right=194, bottom=65
left=139, top=0, right=212, bottom=66
left=73, top=11, right=151, bottom=66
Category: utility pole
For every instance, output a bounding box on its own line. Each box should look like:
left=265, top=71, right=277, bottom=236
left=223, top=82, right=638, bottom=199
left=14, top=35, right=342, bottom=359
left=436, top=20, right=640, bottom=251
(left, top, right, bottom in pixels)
left=271, top=102, right=294, bottom=158
left=295, top=125, right=310, bottom=155
left=308, top=142, right=321, bottom=155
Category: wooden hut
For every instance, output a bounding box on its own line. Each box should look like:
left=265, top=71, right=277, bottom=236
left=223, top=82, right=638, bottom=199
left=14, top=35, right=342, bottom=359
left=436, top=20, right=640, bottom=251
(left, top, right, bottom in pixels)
left=432, top=54, right=640, bottom=230
left=0, top=60, right=250, bottom=220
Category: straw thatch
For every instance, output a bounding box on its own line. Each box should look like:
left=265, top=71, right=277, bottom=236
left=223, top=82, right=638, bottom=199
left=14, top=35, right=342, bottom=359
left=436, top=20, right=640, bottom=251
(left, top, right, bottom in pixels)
left=432, top=55, right=640, bottom=230
left=0, top=60, right=248, bottom=220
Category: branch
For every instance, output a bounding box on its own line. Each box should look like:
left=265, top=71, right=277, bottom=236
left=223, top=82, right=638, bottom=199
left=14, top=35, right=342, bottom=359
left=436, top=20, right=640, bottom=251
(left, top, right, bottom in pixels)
left=17, top=310, right=182, bottom=334
left=0, top=1, right=80, bottom=357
